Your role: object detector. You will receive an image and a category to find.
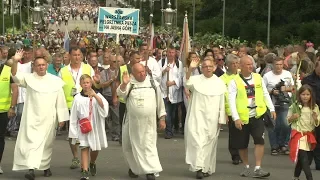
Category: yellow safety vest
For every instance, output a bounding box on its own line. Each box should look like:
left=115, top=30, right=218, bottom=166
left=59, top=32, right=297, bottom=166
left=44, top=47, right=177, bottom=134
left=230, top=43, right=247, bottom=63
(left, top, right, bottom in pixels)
left=61, top=64, right=91, bottom=109
left=0, top=65, right=12, bottom=112
left=220, top=73, right=237, bottom=116
left=234, top=73, right=267, bottom=124
left=119, top=65, right=129, bottom=103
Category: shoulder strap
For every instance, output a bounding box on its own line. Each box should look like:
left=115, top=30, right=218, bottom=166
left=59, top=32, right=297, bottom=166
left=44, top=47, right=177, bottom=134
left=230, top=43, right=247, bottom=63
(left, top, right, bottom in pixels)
left=175, top=59, right=179, bottom=68
left=162, top=58, right=165, bottom=67
left=197, top=66, right=202, bottom=74
left=126, top=84, right=134, bottom=100
left=239, top=74, right=255, bottom=94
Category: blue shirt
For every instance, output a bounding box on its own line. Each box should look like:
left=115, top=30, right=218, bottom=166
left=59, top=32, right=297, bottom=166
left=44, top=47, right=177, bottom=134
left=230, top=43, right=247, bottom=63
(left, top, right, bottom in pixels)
left=47, top=64, right=64, bottom=76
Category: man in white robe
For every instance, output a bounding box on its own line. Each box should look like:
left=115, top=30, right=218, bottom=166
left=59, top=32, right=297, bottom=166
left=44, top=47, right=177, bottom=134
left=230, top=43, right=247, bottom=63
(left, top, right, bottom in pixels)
left=10, top=51, right=69, bottom=180
left=116, top=63, right=166, bottom=180
left=185, top=57, right=226, bottom=179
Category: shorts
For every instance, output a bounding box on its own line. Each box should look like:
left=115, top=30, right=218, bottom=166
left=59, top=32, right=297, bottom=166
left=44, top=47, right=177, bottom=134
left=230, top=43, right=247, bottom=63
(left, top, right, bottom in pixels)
left=231, top=117, right=265, bottom=149
left=80, top=146, right=89, bottom=150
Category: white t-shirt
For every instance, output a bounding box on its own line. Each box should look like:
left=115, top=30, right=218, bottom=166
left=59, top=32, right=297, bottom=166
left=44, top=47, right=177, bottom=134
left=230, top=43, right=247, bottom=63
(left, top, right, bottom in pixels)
left=263, top=70, right=294, bottom=104
left=228, top=74, right=275, bottom=121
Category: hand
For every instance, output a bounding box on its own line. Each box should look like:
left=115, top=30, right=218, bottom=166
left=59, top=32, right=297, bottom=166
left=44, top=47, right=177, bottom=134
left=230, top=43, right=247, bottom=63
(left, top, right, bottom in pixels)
left=7, top=108, right=16, bottom=118
left=122, top=71, right=130, bottom=85
left=189, top=58, right=200, bottom=69
left=87, top=88, right=96, bottom=98
left=163, top=66, right=170, bottom=73
left=291, top=113, right=300, bottom=121
left=225, top=115, right=229, bottom=124
left=158, top=119, right=166, bottom=130
left=312, top=112, right=318, bottom=121
left=166, top=81, right=174, bottom=87
left=234, top=119, right=244, bottom=130
left=184, top=88, right=190, bottom=100
left=145, top=66, right=151, bottom=74
left=273, top=90, right=279, bottom=95
left=93, top=74, right=100, bottom=83
left=271, top=111, right=277, bottom=120
left=59, top=122, right=65, bottom=128
left=113, top=97, right=119, bottom=107
left=13, top=49, right=24, bottom=62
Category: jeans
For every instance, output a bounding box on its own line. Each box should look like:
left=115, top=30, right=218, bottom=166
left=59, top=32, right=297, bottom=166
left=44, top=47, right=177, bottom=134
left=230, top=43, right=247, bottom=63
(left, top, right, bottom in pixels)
left=164, top=99, right=177, bottom=137
left=294, top=150, right=313, bottom=180
left=105, top=97, right=120, bottom=139
left=268, top=107, right=290, bottom=149
left=0, top=112, right=9, bottom=162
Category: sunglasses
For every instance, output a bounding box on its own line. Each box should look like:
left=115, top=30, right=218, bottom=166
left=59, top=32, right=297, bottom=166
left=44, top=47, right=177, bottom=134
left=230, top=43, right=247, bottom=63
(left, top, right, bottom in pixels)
left=217, top=58, right=224, bottom=61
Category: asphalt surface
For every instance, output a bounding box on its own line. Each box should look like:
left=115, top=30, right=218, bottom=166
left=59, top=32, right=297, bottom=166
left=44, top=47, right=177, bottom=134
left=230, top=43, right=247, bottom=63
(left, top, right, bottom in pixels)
left=1, top=127, right=320, bottom=180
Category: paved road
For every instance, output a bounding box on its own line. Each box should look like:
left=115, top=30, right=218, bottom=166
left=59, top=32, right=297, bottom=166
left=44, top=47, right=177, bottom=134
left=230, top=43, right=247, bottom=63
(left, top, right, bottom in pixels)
left=2, top=128, right=320, bottom=180
left=48, top=16, right=98, bottom=33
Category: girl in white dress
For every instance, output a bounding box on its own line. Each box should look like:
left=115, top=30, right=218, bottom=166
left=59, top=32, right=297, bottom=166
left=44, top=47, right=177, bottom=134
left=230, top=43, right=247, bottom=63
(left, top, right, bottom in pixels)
left=69, top=74, right=109, bottom=180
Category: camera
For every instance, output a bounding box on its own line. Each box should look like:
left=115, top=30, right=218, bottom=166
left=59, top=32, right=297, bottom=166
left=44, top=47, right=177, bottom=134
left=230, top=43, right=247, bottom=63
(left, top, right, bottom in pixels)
left=272, top=80, right=290, bottom=106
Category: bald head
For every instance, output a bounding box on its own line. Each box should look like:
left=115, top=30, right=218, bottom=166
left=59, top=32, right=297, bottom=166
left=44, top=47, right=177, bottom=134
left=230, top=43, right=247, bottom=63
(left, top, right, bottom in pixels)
left=240, top=56, right=253, bottom=75
left=132, top=63, right=146, bottom=82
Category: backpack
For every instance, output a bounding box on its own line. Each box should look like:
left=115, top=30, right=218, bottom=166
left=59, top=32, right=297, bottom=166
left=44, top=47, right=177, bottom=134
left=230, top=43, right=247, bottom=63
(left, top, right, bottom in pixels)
left=126, top=78, right=157, bottom=100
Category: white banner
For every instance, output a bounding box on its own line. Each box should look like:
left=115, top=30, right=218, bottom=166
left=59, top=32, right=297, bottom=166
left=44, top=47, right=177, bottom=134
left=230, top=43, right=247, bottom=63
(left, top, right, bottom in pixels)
left=97, top=7, right=139, bottom=35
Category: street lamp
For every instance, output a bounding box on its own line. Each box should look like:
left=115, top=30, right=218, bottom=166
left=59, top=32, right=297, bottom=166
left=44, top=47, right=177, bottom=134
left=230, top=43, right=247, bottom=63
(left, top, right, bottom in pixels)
left=33, top=0, right=42, bottom=28
left=32, top=0, right=42, bottom=52
left=162, top=0, right=176, bottom=27
left=267, top=0, right=271, bottom=47
left=222, top=0, right=225, bottom=38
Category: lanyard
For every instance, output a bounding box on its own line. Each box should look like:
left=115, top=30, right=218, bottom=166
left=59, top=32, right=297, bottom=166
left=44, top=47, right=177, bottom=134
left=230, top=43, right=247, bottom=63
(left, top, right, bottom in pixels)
left=70, top=68, right=80, bottom=84
left=89, top=98, right=93, bottom=121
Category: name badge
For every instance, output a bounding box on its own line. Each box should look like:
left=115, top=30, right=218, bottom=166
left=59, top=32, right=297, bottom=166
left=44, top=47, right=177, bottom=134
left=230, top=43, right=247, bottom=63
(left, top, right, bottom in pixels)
left=71, top=87, right=77, bottom=96
left=136, top=99, right=144, bottom=108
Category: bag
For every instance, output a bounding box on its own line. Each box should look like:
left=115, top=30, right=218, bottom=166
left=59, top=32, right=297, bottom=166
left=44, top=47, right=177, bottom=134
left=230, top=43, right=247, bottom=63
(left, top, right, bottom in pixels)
left=79, top=98, right=93, bottom=134
left=262, top=108, right=275, bottom=129
left=239, top=74, right=275, bottom=129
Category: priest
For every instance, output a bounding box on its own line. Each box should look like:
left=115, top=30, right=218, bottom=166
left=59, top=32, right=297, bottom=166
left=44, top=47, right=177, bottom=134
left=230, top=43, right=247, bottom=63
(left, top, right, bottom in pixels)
left=116, top=63, right=166, bottom=180
left=10, top=50, right=69, bottom=180
left=185, top=58, right=226, bottom=179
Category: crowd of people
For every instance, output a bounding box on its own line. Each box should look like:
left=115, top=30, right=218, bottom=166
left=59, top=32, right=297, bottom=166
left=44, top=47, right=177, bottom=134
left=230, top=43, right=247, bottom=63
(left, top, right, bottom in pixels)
left=1, top=33, right=320, bottom=180
left=0, top=1, right=320, bottom=180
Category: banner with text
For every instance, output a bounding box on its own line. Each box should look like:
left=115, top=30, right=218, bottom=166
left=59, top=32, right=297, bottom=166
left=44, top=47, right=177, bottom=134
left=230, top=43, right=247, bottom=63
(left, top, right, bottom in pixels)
left=97, top=7, right=139, bottom=35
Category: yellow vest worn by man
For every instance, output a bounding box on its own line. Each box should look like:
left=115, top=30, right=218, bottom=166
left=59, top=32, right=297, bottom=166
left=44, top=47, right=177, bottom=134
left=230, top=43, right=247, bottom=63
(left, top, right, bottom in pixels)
left=0, top=65, right=12, bottom=112
left=234, top=73, right=267, bottom=124
left=220, top=73, right=236, bottom=116
left=60, top=64, right=91, bottom=109
left=119, top=64, right=129, bottom=104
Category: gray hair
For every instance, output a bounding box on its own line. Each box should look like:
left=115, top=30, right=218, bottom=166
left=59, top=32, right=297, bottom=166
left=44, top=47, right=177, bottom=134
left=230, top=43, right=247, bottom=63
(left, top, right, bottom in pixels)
left=225, top=54, right=239, bottom=65
left=52, top=53, right=63, bottom=62
left=264, top=53, right=277, bottom=64
left=286, top=45, right=294, bottom=54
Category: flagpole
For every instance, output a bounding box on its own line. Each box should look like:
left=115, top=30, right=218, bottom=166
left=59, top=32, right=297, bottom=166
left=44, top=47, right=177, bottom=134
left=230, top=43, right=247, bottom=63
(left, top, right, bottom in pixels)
left=192, top=0, right=195, bottom=48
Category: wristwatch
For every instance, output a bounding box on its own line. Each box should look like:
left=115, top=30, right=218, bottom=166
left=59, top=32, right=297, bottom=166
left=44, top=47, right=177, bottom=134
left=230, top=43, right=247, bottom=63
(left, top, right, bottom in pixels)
left=10, top=106, right=15, bottom=109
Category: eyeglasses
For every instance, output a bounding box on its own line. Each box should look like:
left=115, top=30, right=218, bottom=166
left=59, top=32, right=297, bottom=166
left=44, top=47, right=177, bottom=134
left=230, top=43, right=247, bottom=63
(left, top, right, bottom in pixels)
left=217, top=58, right=224, bottom=61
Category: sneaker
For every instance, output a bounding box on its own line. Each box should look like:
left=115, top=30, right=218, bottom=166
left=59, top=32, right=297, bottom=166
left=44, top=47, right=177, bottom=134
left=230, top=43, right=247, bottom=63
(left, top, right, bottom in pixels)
left=292, top=177, right=299, bottom=180
left=89, top=162, right=97, bottom=176
left=80, top=170, right=89, bottom=180
left=0, top=166, right=3, bottom=174
left=271, top=149, right=279, bottom=156
left=240, top=167, right=250, bottom=177
left=279, top=146, right=290, bottom=155
left=70, top=158, right=80, bottom=169
left=252, top=168, right=270, bottom=178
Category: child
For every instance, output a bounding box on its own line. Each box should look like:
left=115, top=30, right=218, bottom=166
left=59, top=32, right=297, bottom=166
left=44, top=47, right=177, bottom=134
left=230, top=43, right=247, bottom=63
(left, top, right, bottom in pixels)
left=69, top=74, right=109, bottom=180
left=288, top=84, right=320, bottom=180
